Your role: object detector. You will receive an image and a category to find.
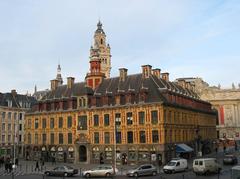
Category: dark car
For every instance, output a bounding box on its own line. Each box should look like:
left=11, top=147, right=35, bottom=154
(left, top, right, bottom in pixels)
left=45, top=166, right=78, bottom=177
left=126, top=164, right=157, bottom=177
left=223, top=155, right=238, bottom=165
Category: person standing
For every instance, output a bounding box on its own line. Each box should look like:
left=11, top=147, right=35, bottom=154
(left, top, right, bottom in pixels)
left=35, top=160, right=40, bottom=172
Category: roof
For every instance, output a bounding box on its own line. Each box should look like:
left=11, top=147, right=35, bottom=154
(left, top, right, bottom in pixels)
left=41, top=82, right=93, bottom=100
left=0, top=92, right=37, bottom=109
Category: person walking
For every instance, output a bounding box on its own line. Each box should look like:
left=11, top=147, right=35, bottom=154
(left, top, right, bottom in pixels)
left=35, top=160, right=40, bottom=172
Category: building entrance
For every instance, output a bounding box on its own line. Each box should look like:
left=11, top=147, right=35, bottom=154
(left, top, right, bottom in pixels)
left=79, top=145, right=87, bottom=162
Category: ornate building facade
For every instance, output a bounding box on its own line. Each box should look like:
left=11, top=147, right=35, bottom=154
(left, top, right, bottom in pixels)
left=176, top=78, right=240, bottom=141
left=0, top=90, right=36, bottom=158
left=25, top=22, right=217, bottom=165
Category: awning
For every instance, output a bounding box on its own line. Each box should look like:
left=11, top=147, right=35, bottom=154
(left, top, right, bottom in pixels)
left=176, top=144, right=193, bottom=153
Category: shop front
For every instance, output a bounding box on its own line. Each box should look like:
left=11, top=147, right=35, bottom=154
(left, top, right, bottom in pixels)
left=67, top=147, right=75, bottom=163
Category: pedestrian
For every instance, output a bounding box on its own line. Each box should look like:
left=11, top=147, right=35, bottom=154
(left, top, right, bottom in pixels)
left=235, top=142, right=238, bottom=151
left=35, top=160, right=40, bottom=172
left=215, top=147, right=218, bottom=154
left=223, top=145, right=226, bottom=154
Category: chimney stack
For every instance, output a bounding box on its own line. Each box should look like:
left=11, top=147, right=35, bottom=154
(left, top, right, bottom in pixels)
left=141, top=65, right=152, bottom=79
left=67, top=77, right=75, bottom=89
left=51, top=79, right=59, bottom=91
left=161, top=72, right=169, bottom=81
left=11, top=89, right=17, bottom=96
left=152, top=68, right=161, bottom=78
left=119, top=68, right=128, bottom=82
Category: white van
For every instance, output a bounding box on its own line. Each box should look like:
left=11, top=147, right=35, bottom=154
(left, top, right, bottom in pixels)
left=193, top=158, right=221, bottom=175
left=163, top=158, right=188, bottom=174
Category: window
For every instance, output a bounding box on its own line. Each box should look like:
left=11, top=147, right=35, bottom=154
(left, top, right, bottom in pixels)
left=35, top=133, right=38, bottom=144
left=42, top=134, right=46, bottom=144
left=2, top=135, right=5, bottom=143
left=50, top=118, right=54, bottom=129
left=68, top=133, right=72, bottom=144
left=140, top=131, right=146, bottom=143
left=50, top=133, right=54, bottom=144
left=94, top=132, right=99, bottom=144
left=59, top=133, right=63, bottom=144
left=35, top=118, right=39, bottom=129
left=104, top=114, right=110, bottom=126
left=58, top=117, right=63, bottom=128
left=14, top=113, right=17, bottom=120
left=93, top=115, right=99, bottom=126
left=2, top=112, right=5, bottom=120
left=152, top=130, right=159, bottom=143
left=19, top=113, right=23, bottom=120
left=67, top=116, right=72, bottom=128
left=127, top=131, right=133, bottom=144
left=104, top=132, right=110, bottom=144
left=8, top=124, right=11, bottom=131
left=28, top=133, right=31, bottom=144
left=42, top=118, right=46, bottom=129
left=8, top=112, right=11, bottom=120
left=139, top=111, right=145, bottom=125
left=2, top=123, right=5, bottom=131
left=127, top=112, right=133, bottom=125
left=19, top=124, right=22, bottom=131
left=19, top=135, right=22, bottom=142
left=199, top=161, right=203, bottom=166
left=115, top=113, right=121, bottom=126
left=116, top=132, right=121, bottom=144
left=151, top=110, right=158, bottom=124
left=78, top=115, right=87, bottom=130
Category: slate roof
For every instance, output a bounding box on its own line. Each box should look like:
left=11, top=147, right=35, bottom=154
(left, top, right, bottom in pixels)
left=0, top=92, right=37, bottom=108
left=41, top=82, right=94, bottom=100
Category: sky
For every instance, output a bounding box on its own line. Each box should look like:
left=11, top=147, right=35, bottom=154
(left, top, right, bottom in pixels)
left=0, top=0, right=240, bottom=94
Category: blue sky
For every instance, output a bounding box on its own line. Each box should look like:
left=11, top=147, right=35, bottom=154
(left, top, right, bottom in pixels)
left=0, top=0, right=239, bottom=94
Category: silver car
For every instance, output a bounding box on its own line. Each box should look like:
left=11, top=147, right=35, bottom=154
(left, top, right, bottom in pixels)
left=82, top=165, right=117, bottom=178
left=44, top=165, right=78, bottom=177
left=127, top=164, right=157, bottom=177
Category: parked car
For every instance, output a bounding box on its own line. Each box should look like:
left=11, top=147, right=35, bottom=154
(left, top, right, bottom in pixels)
left=193, top=158, right=221, bottom=175
left=126, top=164, right=157, bottom=177
left=44, top=165, right=78, bottom=177
left=82, top=165, right=117, bottom=178
left=163, top=158, right=188, bottom=174
left=223, top=155, right=238, bottom=165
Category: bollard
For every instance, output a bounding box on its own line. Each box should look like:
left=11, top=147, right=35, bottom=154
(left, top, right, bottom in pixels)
left=11, top=171, right=14, bottom=179
left=182, top=174, right=185, bottom=179
left=42, top=174, right=45, bottom=179
left=79, top=168, right=82, bottom=176
left=32, top=165, right=33, bottom=173
left=26, top=164, right=27, bottom=173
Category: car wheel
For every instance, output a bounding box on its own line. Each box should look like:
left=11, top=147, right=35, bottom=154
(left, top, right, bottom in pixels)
left=45, top=172, right=50, bottom=176
left=106, top=173, right=111, bottom=177
left=85, top=173, right=91, bottom=178
left=172, top=170, right=175, bottom=174
left=64, top=173, right=68, bottom=177
left=152, top=171, right=157, bottom=176
left=134, top=172, right=138, bottom=177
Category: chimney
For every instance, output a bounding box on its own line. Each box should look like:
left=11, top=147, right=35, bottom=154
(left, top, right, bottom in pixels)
left=152, top=68, right=161, bottom=78
left=141, top=65, right=152, bottom=78
left=177, top=79, right=186, bottom=88
left=51, top=79, right=59, bottom=91
left=11, top=89, right=17, bottom=96
left=119, top=68, right=128, bottom=82
left=67, top=77, right=75, bottom=89
left=161, top=72, right=169, bottom=81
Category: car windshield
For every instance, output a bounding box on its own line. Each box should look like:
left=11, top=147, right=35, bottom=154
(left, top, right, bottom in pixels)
left=65, top=166, right=73, bottom=169
left=167, top=161, right=176, bottom=166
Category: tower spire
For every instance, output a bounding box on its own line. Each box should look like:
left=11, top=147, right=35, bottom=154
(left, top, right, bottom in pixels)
left=90, top=21, right=111, bottom=78
left=56, top=63, right=63, bottom=85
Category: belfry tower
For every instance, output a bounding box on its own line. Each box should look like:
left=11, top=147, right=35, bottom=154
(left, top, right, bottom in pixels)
left=89, top=21, right=111, bottom=78
left=56, top=63, right=63, bottom=85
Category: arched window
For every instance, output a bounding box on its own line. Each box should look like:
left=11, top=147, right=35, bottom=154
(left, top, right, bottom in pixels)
left=100, top=39, right=103, bottom=44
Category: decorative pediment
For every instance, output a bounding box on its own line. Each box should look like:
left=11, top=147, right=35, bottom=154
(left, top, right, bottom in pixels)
left=75, top=133, right=89, bottom=144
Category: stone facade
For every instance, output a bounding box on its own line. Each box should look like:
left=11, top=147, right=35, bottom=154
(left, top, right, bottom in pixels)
left=176, top=78, right=240, bottom=140
left=0, top=90, right=36, bottom=158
